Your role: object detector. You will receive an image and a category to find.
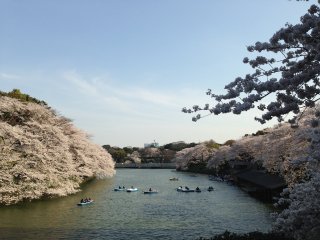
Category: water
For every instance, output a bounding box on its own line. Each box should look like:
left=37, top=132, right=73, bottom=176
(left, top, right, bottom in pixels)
left=0, top=169, right=273, bottom=239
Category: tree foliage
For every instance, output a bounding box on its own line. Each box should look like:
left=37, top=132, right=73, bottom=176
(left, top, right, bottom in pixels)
left=180, top=6, right=320, bottom=237
left=183, top=2, right=320, bottom=125
left=180, top=103, right=320, bottom=239
left=205, top=139, right=220, bottom=149
left=206, top=105, right=320, bottom=239
left=163, top=141, right=197, bottom=151
left=1, top=89, right=47, bottom=106
left=109, top=148, right=127, bottom=163
left=273, top=173, right=320, bottom=240
left=0, top=95, right=115, bottom=205
left=175, top=141, right=217, bottom=171
left=103, top=142, right=196, bottom=163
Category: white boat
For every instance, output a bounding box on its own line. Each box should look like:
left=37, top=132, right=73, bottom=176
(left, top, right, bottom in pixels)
left=177, top=187, right=195, bottom=192
left=77, top=199, right=94, bottom=206
left=126, top=188, right=138, bottom=192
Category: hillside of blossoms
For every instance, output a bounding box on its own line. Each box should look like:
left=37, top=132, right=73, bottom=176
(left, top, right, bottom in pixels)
left=0, top=91, right=115, bottom=205
left=176, top=105, right=320, bottom=240
left=179, top=2, right=320, bottom=238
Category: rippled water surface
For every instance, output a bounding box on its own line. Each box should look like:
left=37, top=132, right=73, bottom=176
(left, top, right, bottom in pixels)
left=0, top=169, right=273, bottom=239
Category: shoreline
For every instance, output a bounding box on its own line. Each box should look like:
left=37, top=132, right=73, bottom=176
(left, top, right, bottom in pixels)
left=115, top=162, right=176, bottom=169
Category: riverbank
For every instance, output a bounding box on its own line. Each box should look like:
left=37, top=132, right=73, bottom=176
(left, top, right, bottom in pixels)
left=115, top=162, right=176, bottom=169
left=177, top=167, right=286, bottom=203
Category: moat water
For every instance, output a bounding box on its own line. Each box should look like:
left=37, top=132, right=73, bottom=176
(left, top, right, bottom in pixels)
left=0, top=169, right=273, bottom=239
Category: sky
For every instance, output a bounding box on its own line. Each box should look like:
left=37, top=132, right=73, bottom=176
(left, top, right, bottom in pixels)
left=0, top=0, right=316, bottom=147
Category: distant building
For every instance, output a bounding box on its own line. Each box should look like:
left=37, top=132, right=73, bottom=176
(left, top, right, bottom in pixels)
left=144, top=140, right=159, bottom=148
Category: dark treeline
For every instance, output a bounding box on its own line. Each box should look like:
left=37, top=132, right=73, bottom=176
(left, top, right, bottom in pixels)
left=102, top=141, right=197, bottom=163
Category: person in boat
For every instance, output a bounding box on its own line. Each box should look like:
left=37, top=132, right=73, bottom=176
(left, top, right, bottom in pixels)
left=196, top=187, right=200, bottom=191
left=185, top=186, right=189, bottom=190
left=149, top=188, right=152, bottom=192
left=123, top=186, right=125, bottom=189
left=119, top=186, right=121, bottom=189
left=80, top=199, right=84, bottom=203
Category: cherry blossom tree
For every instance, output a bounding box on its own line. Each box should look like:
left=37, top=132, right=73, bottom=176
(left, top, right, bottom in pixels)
left=0, top=96, right=115, bottom=205
left=207, top=107, right=319, bottom=186
left=127, top=151, right=142, bottom=164
left=175, top=141, right=218, bottom=171
left=206, top=105, right=320, bottom=239
left=207, top=145, right=230, bottom=169
left=183, top=2, right=320, bottom=125
left=140, top=147, right=162, bottom=163
left=271, top=106, right=320, bottom=240
left=181, top=4, right=320, bottom=237
left=273, top=173, right=320, bottom=240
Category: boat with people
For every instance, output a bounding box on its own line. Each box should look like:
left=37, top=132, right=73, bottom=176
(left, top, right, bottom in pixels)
left=77, top=198, right=94, bottom=206
left=143, top=188, right=158, bottom=194
left=207, top=186, right=215, bottom=192
left=144, top=191, right=158, bottom=194
left=195, top=187, right=201, bottom=192
left=177, top=186, right=195, bottom=192
left=114, top=186, right=126, bottom=191
left=126, top=187, right=138, bottom=192
left=169, top=177, right=179, bottom=181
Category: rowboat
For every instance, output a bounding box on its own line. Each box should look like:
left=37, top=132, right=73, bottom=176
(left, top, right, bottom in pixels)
left=114, top=188, right=126, bottom=191
left=126, top=188, right=138, bottom=192
left=77, top=200, right=94, bottom=206
left=143, top=190, right=158, bottom=194
left=169, top=177, right=179, bottom=181
left=177, top=187, right=195, bottom=192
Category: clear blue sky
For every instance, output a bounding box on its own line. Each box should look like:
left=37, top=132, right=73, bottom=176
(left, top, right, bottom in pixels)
left=0, top=0, right=315, bottom=147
